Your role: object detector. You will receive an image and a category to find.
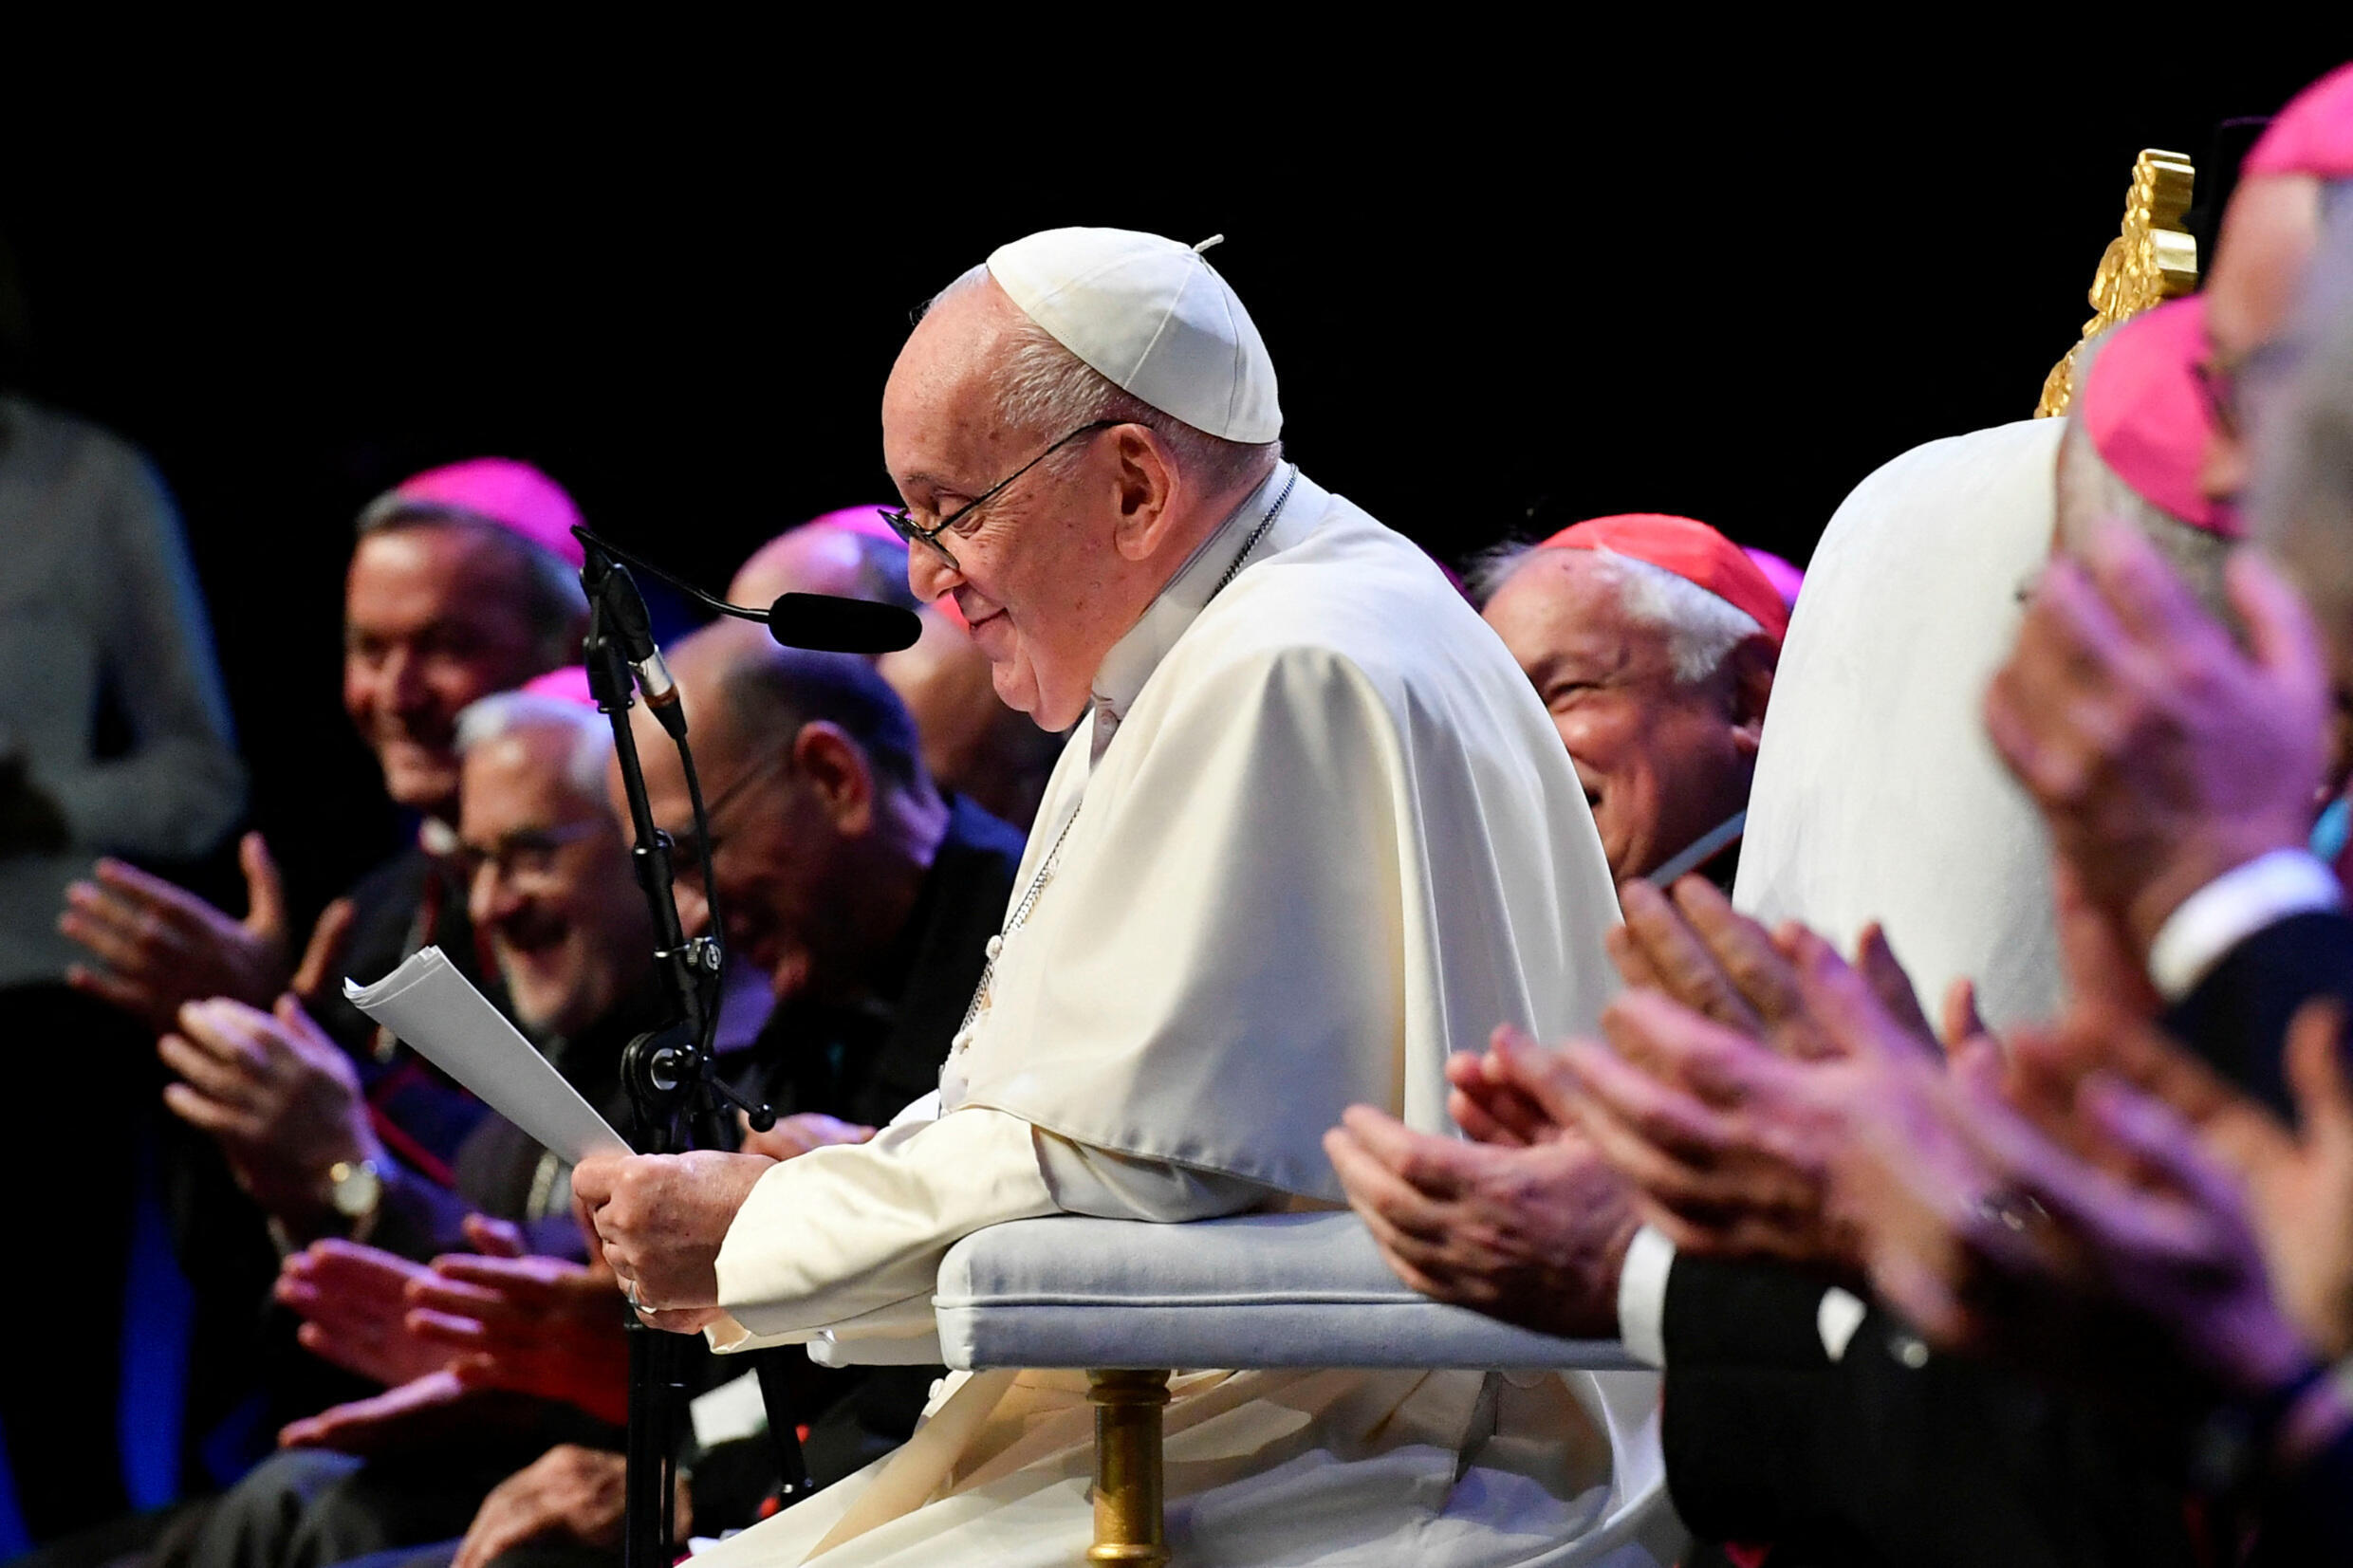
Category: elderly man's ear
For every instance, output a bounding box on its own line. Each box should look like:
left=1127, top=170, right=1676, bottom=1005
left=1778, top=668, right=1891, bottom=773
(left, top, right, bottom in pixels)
left=1727, top=635, right=1777, bottom=755
left=790, top=722, right=875, bottom=835
left=1108, top=426, right=1184, bottom=563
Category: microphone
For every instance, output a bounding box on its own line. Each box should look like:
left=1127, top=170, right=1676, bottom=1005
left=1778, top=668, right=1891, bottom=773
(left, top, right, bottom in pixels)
left=581, top=548, right=688, bottom=738
left=766, top=594, right=922, bottom=655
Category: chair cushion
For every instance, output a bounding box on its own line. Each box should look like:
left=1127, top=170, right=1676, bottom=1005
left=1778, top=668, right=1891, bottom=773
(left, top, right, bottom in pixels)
left=929, top=1211, right=1640, bottom=1372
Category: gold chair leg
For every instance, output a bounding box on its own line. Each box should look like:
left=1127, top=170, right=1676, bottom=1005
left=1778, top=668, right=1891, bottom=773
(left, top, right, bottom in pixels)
left=1085, top=1368, right=1173, bottom=1566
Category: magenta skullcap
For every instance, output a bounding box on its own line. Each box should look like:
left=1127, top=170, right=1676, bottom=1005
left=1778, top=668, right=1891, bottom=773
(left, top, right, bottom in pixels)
left=363, top=457, right=587, bottom=569
left=2079, top=296, right=2237, bottom=538
left=2244, top=64, right=2353, bottom=180
left=801, top=506, right=907, bottom=547
left=520, top=665, right=597, bottom=708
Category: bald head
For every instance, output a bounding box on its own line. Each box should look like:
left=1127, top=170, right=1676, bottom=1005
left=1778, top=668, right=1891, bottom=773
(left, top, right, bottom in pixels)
left=730, top=518, right=923, bottom=611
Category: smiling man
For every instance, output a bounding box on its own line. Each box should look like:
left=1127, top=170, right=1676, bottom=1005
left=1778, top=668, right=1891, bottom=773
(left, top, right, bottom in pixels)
left=570, top=230, right=1658, bottom=1566
left=1474, top=513, right=1783, bottom=888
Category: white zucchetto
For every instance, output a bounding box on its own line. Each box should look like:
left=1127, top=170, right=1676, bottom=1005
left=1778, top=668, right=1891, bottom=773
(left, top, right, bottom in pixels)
left=986, top=228, right=1283, bottom=444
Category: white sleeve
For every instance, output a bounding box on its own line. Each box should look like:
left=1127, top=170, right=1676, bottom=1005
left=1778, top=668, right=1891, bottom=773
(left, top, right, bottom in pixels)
left=1615, top=1224, right=1677, bottom=1368
left=710, top=1106, right=1059, bottom=1347
left=2146, top=849, right=2344, bottom=1002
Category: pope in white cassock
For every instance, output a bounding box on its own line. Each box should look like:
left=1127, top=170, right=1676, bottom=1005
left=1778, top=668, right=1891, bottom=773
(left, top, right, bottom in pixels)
left=570, top=229, right=1665, bottom=1565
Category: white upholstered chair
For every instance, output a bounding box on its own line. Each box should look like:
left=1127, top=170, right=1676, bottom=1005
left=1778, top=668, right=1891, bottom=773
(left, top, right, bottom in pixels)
left=812, top=1210, right=1663, bottom=1566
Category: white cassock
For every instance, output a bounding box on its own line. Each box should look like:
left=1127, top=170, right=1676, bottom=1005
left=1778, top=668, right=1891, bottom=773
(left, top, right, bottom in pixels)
left=1732, top=418, right=2064, bottom=1029
left=692, top=463, right=1674, bottom=1567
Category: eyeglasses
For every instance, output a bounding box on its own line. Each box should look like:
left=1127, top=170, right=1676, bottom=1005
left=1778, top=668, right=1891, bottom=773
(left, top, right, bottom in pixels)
left=2191, top=339, right=2304, bottom=444
left=454, top=819, right=611, bottom=889
left=664, top=751, right=787, bottom=880
left=878, top=419, right=1121, bottom=572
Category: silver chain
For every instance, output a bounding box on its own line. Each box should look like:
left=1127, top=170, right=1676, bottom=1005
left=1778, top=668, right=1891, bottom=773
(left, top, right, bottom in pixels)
left=950, top=470, right=1298, bottom=1049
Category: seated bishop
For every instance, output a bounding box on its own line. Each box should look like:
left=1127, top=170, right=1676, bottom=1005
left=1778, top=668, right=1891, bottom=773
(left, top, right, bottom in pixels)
left=571, top=227, right=1673, bottom=1566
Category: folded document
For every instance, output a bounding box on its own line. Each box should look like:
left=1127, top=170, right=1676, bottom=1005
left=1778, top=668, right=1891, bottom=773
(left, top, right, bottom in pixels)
left=344, top=946, right=631, bottom=1164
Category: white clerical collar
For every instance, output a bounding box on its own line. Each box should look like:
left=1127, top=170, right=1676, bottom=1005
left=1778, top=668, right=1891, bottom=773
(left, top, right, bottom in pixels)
left=1089, top=460, right=1304, bottom=732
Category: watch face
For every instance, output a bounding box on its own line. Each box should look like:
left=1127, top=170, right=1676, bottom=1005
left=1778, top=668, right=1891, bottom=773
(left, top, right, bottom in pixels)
left=330, top=1160, right=382, bottom=1219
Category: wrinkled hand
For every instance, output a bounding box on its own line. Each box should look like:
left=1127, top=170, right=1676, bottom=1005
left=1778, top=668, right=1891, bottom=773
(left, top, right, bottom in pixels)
left=61, top=832, right=300, bottom=1030
left=278, top=1368, right=474, bottom=1455
left=1611, top=877, right=1940, bottom=1061
left=1985, top=527, right=2327, bottom=959
left=570, top=1151, right=774, bottom=1331
left=405, top=1216, right=631, bottom=1426
left=159, top=993, right=380, bottom=1227
left=1326, top=1068, right=1635, bottom=1339
left=276, top=1240, right=453, bottom=1388
left=1852, top=1047, right=2313, bottom=1405
left=1564, top=916, right=1962, bottom=1276
left=452, top=1445, right=683, bottom=1568
left=740, top=1111, right=876, bottom=1162
left=2013, top=1001, right=2353, bottom=1358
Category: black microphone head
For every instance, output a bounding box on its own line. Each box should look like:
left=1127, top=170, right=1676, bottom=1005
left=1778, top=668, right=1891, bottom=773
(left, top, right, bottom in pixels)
left=767, top=593, right=923, bottom=655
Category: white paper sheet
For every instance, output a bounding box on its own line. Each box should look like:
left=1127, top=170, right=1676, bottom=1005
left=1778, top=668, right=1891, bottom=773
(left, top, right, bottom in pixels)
left=344, top=946, right=630, bottom=1164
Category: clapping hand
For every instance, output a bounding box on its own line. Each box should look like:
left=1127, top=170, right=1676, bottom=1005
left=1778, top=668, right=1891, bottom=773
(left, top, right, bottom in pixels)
left=1326, top=1025, right=1636, bottom=1339
left=160, top=992, right=381, bottom=1230
left=1985, top=525, right=2328, bottom=958
left=61, top=832, right=321, bottom=1031
left=406, top=1215, right=631, bottom=1426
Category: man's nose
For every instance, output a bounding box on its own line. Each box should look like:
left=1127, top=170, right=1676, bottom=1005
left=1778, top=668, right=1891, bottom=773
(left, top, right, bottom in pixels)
left=907, top=544, right=960, bottom=606
left=469, top=862, right=524, bottom=931
left=382, top=647, right=433, bottom=715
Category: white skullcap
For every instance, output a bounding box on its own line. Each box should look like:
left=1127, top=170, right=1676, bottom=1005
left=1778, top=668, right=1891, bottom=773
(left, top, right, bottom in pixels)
left=986, top=228, right=1282, bottom=444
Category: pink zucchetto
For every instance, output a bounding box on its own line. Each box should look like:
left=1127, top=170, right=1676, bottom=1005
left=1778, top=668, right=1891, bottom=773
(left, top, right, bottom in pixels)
left=2077, top=295, right=2237, bottom=538
left=804, top=505, right=908, bottom=546
left=520, top=665, right=598, bottom=708
left=2243, top=63, right=2353, bottom=180
left=360, top=457, right=587, bottom=569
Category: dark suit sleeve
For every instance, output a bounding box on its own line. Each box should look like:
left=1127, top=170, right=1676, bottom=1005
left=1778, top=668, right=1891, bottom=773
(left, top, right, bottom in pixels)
left=2161, top=910, right=2353, bottom=1119
left=1658, top=1257, right=1839, bottom=1543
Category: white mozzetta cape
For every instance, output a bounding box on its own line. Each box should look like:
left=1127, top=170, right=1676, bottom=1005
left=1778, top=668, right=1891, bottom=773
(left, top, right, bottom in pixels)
left=943, top=467, right=1622, bottom=1198
left=1732, top=419, right=2064, bottom=1030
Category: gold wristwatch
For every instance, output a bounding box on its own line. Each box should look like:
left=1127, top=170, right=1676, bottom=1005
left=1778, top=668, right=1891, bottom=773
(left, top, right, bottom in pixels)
left=326, top=1158, right=383, bottom=1238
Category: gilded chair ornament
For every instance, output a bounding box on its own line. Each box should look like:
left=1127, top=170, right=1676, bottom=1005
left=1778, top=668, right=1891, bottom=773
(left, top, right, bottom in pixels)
left=2036, top=149, right=2199, bottom=417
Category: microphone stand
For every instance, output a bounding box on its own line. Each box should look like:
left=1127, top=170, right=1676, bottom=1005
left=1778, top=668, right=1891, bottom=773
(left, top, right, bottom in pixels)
left=578, top=539, right=794, bottom=1568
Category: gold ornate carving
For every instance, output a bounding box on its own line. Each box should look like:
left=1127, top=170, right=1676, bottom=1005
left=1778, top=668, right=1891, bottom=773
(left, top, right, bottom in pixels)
left=2035, top=149, right=2199, bottom=417
left=1086, top=1368, right=1173, bottom=1566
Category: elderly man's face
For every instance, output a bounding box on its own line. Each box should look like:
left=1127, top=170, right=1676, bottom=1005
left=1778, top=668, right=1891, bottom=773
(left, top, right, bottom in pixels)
left=880, top=283, right=1140, bottom=731
left=2199, top=175, right=2323, bottom=510
left=1484, top=551, right=1762, bottom=882
left=345, top=525, right=552, bottom=817
left=626, top=698, right=843, bottom=1003
left=460, top=724, right=648, bottom=1040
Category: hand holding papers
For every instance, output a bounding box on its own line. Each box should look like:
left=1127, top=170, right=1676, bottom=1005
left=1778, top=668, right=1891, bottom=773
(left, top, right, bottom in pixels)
left=345, top=947, right=630, bottom=1164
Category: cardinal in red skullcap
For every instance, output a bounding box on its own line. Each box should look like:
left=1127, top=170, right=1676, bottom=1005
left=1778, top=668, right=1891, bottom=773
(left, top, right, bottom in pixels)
left=1474, top=512, right=1781, bottom=886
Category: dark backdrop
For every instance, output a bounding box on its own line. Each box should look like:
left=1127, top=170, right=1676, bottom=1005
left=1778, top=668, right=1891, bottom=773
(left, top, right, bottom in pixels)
left=2, top=55, right=2343, bottom=918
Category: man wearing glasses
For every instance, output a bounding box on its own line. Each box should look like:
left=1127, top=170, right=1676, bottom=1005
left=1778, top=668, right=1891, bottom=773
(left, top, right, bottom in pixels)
left=572, top=228, right=1663, bottom=1565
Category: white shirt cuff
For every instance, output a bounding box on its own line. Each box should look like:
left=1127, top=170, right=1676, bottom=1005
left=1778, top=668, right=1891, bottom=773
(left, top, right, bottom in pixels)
left=2146, top=849, right=2344, bottom=1002
left=1616, top=1224, right=1677, bottom=1368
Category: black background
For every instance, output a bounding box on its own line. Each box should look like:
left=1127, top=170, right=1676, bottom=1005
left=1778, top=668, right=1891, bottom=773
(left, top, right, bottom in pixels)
left=4, top=52, right=2346, bottom=917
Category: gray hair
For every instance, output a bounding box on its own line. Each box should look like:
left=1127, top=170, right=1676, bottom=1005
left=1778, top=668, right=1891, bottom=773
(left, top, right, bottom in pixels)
left=2053, top=331, right=2234, bottom=621
left=1471, top=542, right=1764, bottom=684
left=356, top=502, right=589, bottom=667
left=454, top=692, right=613, bottom=800
left=930, top=264, right=1281, bottom=499
left=2255, top=196, right=2353, bottom=644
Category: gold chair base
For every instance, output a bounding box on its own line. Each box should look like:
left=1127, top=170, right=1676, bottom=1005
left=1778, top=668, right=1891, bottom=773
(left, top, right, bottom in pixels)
left=1086, top=1368, right=1173, bottom=1566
